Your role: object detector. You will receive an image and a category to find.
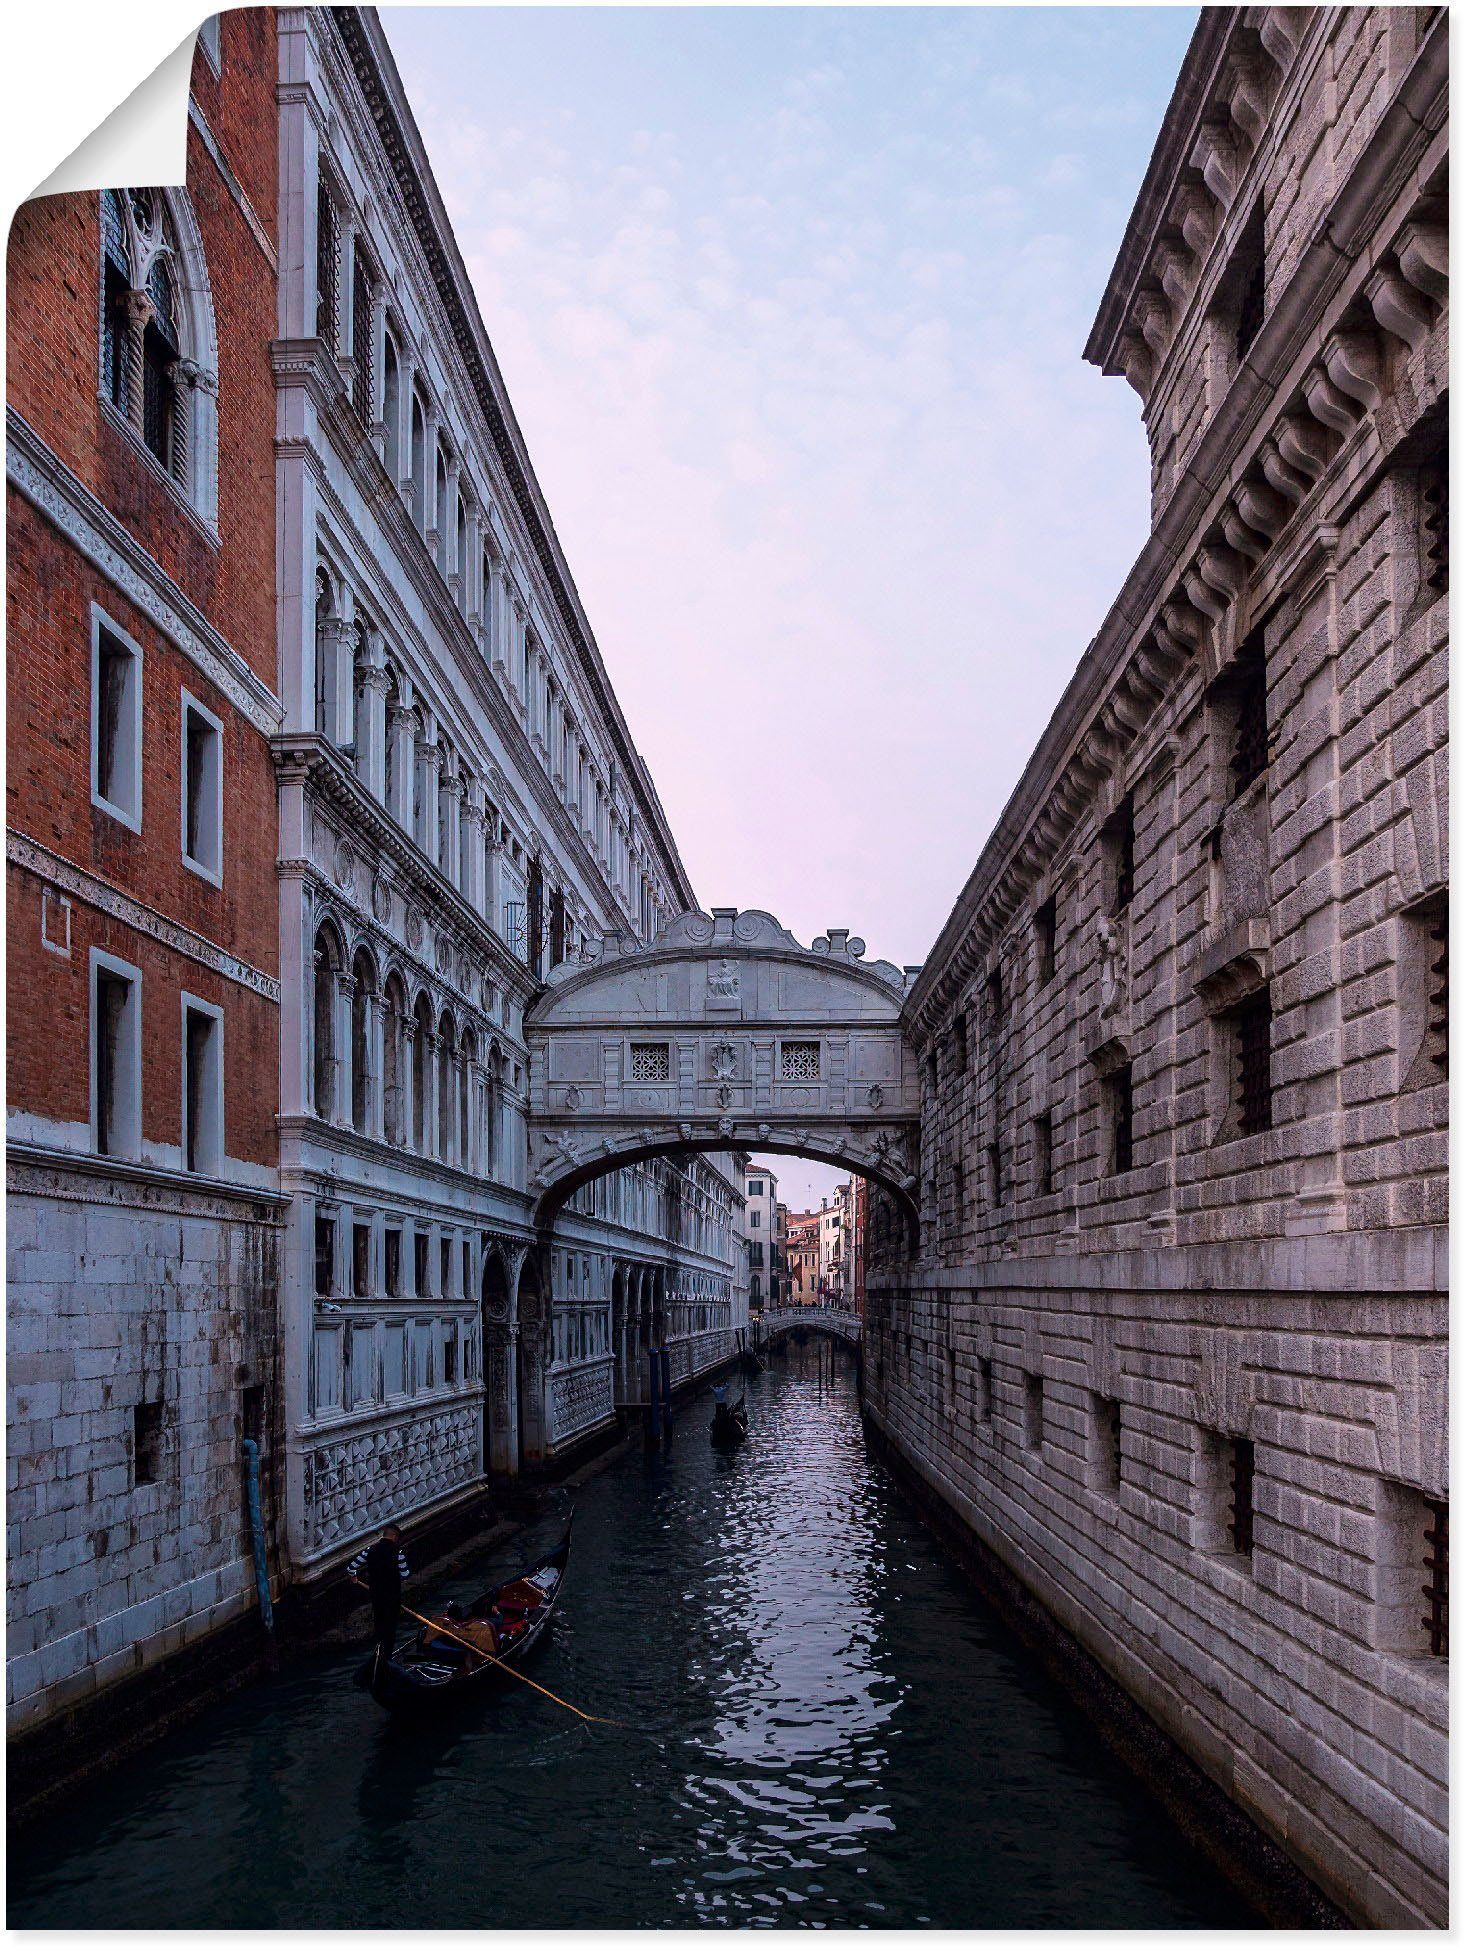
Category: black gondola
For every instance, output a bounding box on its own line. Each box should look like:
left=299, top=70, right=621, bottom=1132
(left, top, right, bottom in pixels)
left=740, top=1348, right=764, bottom=1376
left=710, top=1393, right=749, bottom=1449
left=356, top=1524, right=571, bottom=1714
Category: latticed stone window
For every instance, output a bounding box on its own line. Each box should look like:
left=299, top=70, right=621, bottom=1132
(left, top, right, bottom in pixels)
left=780, top=1041, right=821, bottom=1080
left=629, top=1042, right=671, bottom=1083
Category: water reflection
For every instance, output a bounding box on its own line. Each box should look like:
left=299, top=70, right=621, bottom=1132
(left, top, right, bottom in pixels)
left=9, top=1344, right=1259, bottom=1929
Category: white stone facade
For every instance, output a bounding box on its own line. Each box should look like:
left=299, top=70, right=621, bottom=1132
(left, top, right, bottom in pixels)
left=272, top=8, right=748, bottom=1575
left=866, top=8, right=1447, bottom=1926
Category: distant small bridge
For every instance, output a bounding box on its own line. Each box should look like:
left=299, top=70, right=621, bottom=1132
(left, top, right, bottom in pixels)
left=756, top=1307, right=862, bottom=1347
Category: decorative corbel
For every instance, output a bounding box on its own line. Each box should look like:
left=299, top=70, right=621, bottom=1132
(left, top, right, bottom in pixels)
left=1233, top=475, right=1289, bottom=541
left=1320, top=328, right=1382, bottom=414
left=1256, top=8, right=1305, bottom=71
left=1191, top=121, right=1239, bottom=209
left=1173, top=179, right=1217, bottom=259
left=1222, top=48, right=1270, bottom=148
left=1364, top=262, right=1434, bottom=353
left=1195, top=541, right=1246, bottom=610
left=1153, top=236, right=1193, bottom=312
left=1183, top=565, right=1227, bottom=621
left=1273, top=409, right=1330, bottom=482
left=1394, top=217, right=1448, bottom=304
left=1132, top=286, right=1171, bottom=359
left=1300, top=364, right=1360, bottom=437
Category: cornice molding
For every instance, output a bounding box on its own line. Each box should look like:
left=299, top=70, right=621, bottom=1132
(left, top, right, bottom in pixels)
left=7, top=828, right=282, bottom=1002
left=320, top=7, right=697, bottom=913
left=6, top=409, right=282, bottom=738
left=7, top=1140, right=288, bottom=1218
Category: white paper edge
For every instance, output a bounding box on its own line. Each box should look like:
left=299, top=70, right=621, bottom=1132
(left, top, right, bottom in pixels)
left=31, top=29, right=197, bottom=201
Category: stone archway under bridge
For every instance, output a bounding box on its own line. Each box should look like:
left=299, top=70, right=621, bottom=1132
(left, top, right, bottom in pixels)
left=523, top=908, right=923, bottom=1230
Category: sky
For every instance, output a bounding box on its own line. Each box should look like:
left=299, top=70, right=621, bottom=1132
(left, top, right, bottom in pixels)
left=380, top=6, right=1199, bottom=1214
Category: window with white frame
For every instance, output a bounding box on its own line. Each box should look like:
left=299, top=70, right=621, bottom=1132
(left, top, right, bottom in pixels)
left=92, top=950, right=142, bottom=1158
left=92, top=609, right=142, bottom=830
left=181, top=691, right=223, bottom=881
left=181, top=995, right=223, bottom=1174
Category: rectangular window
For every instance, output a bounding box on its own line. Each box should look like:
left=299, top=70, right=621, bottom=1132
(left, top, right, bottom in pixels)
left=314, top=1214, right=335, bottom=1296
left=1106, top=797, right=1135, bottom=914
left=462, top=1239, right=472, bottom=1298
left=750, top=1209, right=761, bottom=1229
left=1033, top=1112, right=1054, bottom=1196
left=414, top=1233, right=430, bottom=1297
left=92, top=953, right=141, bottom=1158
left=780, top=1041, right=821, bottom=1080
left=133, top=1400, right=165, bottom=1487
left=444, top=1332, right=459, bottom=1386
left=1231, top=990, right=1273, bottom=1136
left=1423, top=1498, right=1448, bottom=1657
left=986, top=1141, right=1003, bottom=1206
left=629, top=1042, right=671, bottom=1083
left=1023, top=1372, right=1044, bottom=1451
left=1093, top=1394, right=1122, bottom=1495
left=181, top=997, right=223, bottom=1174
left=953, top=1012, right=969, bottom=1073
left=92, top=610, right=143, bottom=830
left=440, top=1237, right=453, bottom=1299
left=1034, top=896, right=1057, bottom=988
left=1378, top=1480, right=1449, bottom=1658
left=181, top=692, right=224, bottom=882
left=1228, top=638, right=1269, bottom=800
left=976, top=1356, right=993, bottom=1423
left=352, top=1222, right=370, bottom=1297
left=1107, top=1063, right=1135, bottom=1175
left=384, top=1227, right=402, bottom=1299
left=1402, top=893, right=1448, bottom=1088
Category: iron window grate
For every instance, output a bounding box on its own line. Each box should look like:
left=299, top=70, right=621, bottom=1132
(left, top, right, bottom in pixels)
left=1230, top=1437, right=1255, bottom=1556
left=1230, top=647, right=1269, bottom=798
left=1235, top=991, right=1273, bottom=1135
left=1428, top=908, right=1448, bottom=1078
left=1422, top=460, right=1448, bottom=595
left=1110, top=1064, right=1134, bottom=1175
left=1423, top=1498, right=1448, bottom=1657
left=1111, top=800, right=1135, bottom=913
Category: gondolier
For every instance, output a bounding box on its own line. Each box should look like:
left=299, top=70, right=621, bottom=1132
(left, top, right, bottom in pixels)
left=349, top=1525, right=410, bottom=1664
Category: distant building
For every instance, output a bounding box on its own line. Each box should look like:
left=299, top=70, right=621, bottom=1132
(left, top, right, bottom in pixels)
left=742, top=1161, right=777, bottom=1311
left=848, top=1176, right=867, bottom=1318
left=785, top=1210, right=821, bottom=1305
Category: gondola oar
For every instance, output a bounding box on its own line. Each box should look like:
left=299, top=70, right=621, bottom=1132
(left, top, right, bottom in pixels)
left=375, top=1588, right=623, bottom=1727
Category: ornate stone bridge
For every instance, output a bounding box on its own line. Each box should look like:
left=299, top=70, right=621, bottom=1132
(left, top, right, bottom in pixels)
left=758, top=1307, right=863, bottom=1346
left=525, top=908, right=921, bottom=1225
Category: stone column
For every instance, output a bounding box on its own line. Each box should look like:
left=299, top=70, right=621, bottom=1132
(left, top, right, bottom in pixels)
left=462, top=788, right=487, bottom=911
left=396, top=350, right=416, bottom=510
left=358, top=637, right=390, bottom=803
left=445, top=456, right=463, bottom=602
left=486, top=824, right=504, bottom=935
left=368, top=995, right=388, bottom=1142
left=417, top=723, right=442, bottom=863
left=386, top=698, right=414, bottom=829
left=334, top=970, right=356, bottom=1129
left=440, top=764, right=463, bottom=888
left=400, top=1017, right=417, bottom=1152
left=421, top=400, right=440, bottom=546
left=422, top=1030, right=441, bottom=1162
left=317, top=616, right=354, bottom=746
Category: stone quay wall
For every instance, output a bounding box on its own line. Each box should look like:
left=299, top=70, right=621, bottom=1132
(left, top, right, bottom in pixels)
left=866, top=8, right=1447, bottom=1926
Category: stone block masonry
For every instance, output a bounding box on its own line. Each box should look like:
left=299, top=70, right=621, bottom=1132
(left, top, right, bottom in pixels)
left=866, top=8, right=1447, bottom=1927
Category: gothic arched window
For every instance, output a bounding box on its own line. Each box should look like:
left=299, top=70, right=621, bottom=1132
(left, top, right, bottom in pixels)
left=97, top=187, right=218, bottom=523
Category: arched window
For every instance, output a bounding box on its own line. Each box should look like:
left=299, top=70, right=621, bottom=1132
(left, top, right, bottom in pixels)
left=410, top=392, right=427, bottom=530
left=315, top=178, right=338, bottom=345
left=98, top=188, right=218, bottom=521
left=350, top=948, right=375, bottom=1134
left=437, top=1013, right=457, bottom=1163
left=382, top=337, right=400, bottom=479
left=312, top=924, right=344, bottom=1119
left=434, top=449, right=449, bottom=571
left=412, top=994, right=434, bottom=1152
left=460, top=1028, right=478, bottom=1169
left=382, top=972, right=408, bottom=1146
left=351, top=246, right=375, bottom=426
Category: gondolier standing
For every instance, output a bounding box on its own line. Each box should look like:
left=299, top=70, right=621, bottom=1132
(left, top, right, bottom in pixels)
left=349, top=1524, right=410, bottom=1669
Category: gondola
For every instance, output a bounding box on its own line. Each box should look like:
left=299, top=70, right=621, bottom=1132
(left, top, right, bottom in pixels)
left=710, top=1393, right=749, bottom=1450
left=739, top=1348, right=764, bottom=1377
left=356, top=1523, right=572, bottom=1714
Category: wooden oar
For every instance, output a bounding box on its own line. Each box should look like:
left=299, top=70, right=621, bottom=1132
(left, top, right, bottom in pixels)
left=361, top=1581, right=621, bottom=1727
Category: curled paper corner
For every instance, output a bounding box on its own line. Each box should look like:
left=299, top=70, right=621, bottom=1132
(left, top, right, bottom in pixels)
left=31, top=27, right=197, bottom=202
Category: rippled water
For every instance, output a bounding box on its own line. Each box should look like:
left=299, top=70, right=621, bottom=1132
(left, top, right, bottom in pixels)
left=10, top=1344, right=1257, bottom=1927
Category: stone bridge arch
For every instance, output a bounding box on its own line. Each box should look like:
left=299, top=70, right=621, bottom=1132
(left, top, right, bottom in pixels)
left=525, top=908, right=921, bottom=1227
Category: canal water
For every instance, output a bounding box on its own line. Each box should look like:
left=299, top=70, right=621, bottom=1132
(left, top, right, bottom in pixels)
left=10, top=1343, right=1258, bottom=1928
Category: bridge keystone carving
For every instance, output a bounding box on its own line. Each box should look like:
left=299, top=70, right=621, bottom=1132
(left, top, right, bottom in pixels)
left=526, top=908, right=921, bottom=1226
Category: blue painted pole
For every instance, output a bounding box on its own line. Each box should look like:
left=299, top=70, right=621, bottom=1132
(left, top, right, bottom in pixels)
left=242, top=1438, right=274, bottom=1637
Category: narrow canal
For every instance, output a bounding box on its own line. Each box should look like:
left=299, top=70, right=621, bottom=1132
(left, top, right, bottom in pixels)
left=11, top=1343, right=1258, bottom=1928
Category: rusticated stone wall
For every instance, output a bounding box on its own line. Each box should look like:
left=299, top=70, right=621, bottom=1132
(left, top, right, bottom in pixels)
left=867, top=7, right=1447, bottom=1927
